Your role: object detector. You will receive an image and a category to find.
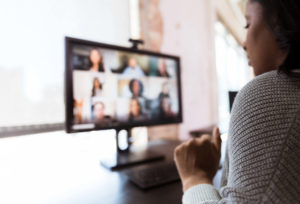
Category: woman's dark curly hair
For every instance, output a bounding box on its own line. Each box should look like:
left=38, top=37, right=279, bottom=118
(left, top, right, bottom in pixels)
left=251, top=0, right=300, bottom=76
left=129, top=79, right=144, bottom=97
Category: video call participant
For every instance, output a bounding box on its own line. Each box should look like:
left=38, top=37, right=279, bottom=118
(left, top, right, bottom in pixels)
left=91, top=78, right=103, bottom=97
left=73, top=99, right=83, bottom=123
left=89, top=48, right=105, bottom=72
left=129, top=79, right=144, bottom=98
left=128, top=98, right=147, bottom=122
left=158, top=82, right=170, bottom=101
left=159, top=97, right=175, bottom=119
left=130, top=79, right=147, bottom=107
left=122, top=57, right=145, bottom=78
left=92, top=102, right=110, bottom=123
left=156, top=59, right=170, bottom=77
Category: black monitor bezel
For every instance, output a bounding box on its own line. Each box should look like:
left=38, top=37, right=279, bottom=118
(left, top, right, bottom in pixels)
left=65, top=36, right=183, bottom=133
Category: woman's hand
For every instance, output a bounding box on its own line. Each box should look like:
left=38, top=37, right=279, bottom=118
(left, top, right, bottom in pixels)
left=174, top=127, right=221, bottom=192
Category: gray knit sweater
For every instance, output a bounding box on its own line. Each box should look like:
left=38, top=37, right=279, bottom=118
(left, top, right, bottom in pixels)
left=183, top=71, right=300, bottom=203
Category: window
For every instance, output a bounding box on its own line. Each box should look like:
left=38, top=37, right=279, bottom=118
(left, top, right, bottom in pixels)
left=0, top=0, right=131, bottom=129
left=215, top=21, right=253, bottom=132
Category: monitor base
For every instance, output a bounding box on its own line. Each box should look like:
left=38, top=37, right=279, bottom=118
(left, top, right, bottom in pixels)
left=100, top=149, right=164, bottom=170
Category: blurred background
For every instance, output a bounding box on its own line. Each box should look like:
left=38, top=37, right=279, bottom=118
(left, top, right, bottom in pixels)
left=0, top=0, right=252, bottom=139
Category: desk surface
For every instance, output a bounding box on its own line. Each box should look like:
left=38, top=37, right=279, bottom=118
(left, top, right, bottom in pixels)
left=100, top=140, right=183, bottom=204
left=0, top=131, right=183, bottom=204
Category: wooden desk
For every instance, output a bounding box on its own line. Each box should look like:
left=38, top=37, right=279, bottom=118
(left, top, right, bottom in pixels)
left=0, top=131, right=183, bottom=204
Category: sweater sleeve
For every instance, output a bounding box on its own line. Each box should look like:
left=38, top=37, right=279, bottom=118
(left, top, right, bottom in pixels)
left=182, top=184, right=221, bottom=204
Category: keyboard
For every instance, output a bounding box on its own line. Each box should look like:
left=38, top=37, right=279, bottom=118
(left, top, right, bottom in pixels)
left=125, top=161, right=180, bottom=189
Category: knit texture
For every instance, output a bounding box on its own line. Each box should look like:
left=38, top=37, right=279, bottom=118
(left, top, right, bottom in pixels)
left=183, top=184, right=221, bottom=204
left=183, top=71, right=300, bottom=203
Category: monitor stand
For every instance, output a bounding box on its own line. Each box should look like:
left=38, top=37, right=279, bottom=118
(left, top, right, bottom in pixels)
left=100, top=128, right=165, bottom=170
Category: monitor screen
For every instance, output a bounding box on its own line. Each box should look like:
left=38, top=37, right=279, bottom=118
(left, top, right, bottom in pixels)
left=65, top=37, right=182, bottom=133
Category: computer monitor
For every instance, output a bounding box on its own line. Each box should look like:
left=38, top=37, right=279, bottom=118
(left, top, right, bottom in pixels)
left=228, top=91, right=238, bottom=112
left=65, top=37, right=182, bottom=169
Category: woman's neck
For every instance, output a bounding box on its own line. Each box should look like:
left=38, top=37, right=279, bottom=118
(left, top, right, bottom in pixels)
left=91, top=64, right=99, bottom=71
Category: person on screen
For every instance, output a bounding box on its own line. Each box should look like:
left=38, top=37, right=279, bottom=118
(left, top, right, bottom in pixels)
left=74, top=99, right=83, bottom=123
left=128, top=98, right=147, bottom=122
left=156, top=59, right=170, bottom=77
left=158, top=82, right=170, bottom=100
left=91, top=78, right=103, bottom=97
left=92, top=102, right=110, bottom=123
left=122, top=57, right=145, bottom=78
left=159, top=96, right=175, bottom=119
left=129, top=79, right=147, bottom=109
left=89, top=48, right=105, bottom=72
left=129, top=79, right=144, bottom=98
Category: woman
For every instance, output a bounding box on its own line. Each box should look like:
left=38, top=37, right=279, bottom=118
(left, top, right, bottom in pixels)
left=91, top=78, right=102, bottom=97
left=89, top=48, right=105, bottom=72
left=159, top=96, right=175, bottom=119
left=175, top=0, right=300, bottom=203
left=128, top=98, right=147, bottom=122
left=158, top=82, right=170, bottom=100
left=129, top=79, right=147, bottom=111
left=156, top=59, right=170, bottom=78
left=129, top=79, right=144, bottom=98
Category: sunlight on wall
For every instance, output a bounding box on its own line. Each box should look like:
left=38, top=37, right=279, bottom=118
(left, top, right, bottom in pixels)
left=215, top=21, right=253, bottom=132
left=0, top=0, right=130, bottom=127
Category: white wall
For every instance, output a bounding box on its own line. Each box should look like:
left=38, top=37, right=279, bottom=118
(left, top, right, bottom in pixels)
left=159, top=0, right=219, bottom=139
left=0, top=0, right=130, bottom=126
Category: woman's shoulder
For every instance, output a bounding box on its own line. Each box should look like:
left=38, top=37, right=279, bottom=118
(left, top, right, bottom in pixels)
left=226, top=71, right=300, bottom=203
left=241, top=70, right=297, bottom=91
left=230, top=70, right=300, bottom=128
left=234, top=70, right=300, bottom=106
